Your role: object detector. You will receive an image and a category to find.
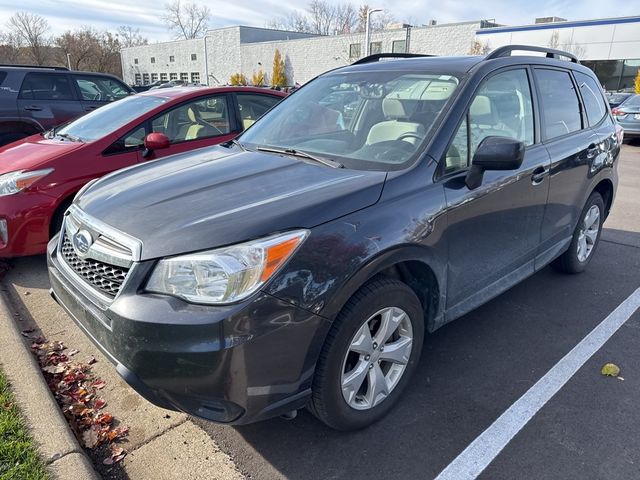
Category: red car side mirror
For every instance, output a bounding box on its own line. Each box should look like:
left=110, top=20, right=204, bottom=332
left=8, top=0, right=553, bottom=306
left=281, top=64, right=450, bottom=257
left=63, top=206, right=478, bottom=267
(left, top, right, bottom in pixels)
left=144, top=132, right=170, bottom=151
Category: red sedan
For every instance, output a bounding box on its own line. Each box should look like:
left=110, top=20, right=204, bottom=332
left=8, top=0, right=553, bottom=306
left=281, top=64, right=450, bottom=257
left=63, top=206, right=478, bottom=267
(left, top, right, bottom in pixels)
left=0, top=86, right=286, bottom=257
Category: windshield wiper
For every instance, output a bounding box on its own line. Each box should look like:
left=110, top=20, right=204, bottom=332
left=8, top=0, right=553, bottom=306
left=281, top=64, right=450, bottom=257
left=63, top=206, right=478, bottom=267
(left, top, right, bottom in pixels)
left=56, top=133, right=82, bottom=143
left=257, top=146, right=343, bottom=169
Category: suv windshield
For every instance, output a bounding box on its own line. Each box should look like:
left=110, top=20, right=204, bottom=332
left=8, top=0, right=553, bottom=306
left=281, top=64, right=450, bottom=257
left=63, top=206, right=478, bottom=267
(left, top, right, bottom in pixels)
left=240, top=70, right=460, bottom=170
left=55, top=95, right=167, bottom=142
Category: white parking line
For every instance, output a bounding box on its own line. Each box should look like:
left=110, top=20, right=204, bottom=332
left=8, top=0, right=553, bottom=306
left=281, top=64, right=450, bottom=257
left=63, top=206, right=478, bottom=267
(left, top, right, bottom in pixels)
left=434, top=287, right=640, bottom=480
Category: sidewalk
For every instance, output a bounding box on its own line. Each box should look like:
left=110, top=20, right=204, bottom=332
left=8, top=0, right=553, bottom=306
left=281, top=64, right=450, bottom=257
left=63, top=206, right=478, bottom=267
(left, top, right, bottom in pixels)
left=2, top=256, right=243, bottom=480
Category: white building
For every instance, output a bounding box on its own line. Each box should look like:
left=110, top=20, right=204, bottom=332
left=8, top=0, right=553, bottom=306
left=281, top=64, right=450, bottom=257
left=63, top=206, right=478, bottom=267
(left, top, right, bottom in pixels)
left=120, top=15, right=640, bottom=90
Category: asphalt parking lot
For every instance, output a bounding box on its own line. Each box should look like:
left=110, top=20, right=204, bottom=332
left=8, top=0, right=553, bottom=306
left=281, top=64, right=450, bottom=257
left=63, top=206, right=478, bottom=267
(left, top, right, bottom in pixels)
left=3, top=143, right=640, bottom=480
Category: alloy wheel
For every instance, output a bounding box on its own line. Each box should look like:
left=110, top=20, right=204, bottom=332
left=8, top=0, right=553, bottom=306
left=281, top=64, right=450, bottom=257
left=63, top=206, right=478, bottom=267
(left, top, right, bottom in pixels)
left=341, top=306, right=413, bottom=410
left=577, top=204, right=600, bottom=262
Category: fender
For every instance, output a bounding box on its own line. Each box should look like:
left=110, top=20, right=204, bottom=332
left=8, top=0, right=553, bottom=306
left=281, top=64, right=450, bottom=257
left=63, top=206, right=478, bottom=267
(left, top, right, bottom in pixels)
left=318, top=244, right=447, bottom=332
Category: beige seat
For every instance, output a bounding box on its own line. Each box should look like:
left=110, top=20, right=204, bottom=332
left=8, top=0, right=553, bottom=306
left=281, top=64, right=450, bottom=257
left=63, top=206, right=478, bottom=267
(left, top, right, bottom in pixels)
left=183, top=106, right=220, bottom=140
left=366, top=98, right=425, bottom=145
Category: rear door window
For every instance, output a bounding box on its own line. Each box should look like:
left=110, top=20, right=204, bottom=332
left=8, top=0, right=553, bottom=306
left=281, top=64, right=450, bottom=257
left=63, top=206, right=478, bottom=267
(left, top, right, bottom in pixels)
left=19, top=73, right=75, bottom=101
left=73, top=75, right=130, bottom=102
left=235, top=93, right=281, bottom=130
left=534, top=69, right=582, bottom=140
left=0, top=72, right=6, bottom=86
left=573, top=71, right=608, bottom=126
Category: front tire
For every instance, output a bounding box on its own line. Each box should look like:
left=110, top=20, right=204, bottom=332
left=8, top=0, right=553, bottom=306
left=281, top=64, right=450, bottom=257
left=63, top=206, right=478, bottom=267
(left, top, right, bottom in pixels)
left=552, top=192, right=604, bottom=274
left=309, top=278, right=424, bottom=430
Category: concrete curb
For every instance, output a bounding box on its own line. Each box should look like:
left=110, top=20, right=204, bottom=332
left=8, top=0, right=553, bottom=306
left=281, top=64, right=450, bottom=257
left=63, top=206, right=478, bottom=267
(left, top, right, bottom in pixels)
left=0, top=290, right=99, bottom=480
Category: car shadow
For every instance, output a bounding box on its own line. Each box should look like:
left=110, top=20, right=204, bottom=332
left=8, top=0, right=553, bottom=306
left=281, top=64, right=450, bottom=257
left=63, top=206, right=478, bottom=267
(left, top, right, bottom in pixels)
left=196, top=228, right=640, bottom=480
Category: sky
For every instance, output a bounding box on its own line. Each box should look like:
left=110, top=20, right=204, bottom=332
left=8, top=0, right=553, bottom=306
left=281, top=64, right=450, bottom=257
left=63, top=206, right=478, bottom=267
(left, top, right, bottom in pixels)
left=0, top=0, right=639, bottom=41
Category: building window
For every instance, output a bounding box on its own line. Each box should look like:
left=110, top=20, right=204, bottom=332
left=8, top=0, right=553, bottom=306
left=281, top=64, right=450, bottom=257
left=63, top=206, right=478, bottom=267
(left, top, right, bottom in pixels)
left=392, top=40, right=406, bottom=53
left=180, top=72, right=189, bottom=82
left=169, top=56, right=175, bottom=62
left=370, top=42, right=382, bottom=55
left=191, top=53, right=197, bottom=61
left=150, top=57, right=156, bottom=64
left=349, top=43, right=361, bottom=59
left=134, top=58, right=138, bottom=65
left=190, top=72, right=200, bottom=83
left=134, top=73, right=142, bottom=84
left=170, top=72, right=178, bottom=81
left=160, top=73, right=168, bottom=82
left=142, top=73, right=150, bottom=84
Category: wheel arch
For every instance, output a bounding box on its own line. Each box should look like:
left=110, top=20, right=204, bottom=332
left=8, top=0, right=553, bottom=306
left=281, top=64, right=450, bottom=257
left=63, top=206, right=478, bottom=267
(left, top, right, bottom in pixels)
left=591, top=178, right=614, bottom=219
left=0, top=118, right=44, bottom=135
left=321, top=245, right=445, bottom=333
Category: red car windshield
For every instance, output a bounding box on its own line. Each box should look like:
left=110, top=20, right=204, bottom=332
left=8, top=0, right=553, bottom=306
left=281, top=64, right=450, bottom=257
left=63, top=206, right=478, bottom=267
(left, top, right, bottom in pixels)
left=56, top=95, right=167, bottom=142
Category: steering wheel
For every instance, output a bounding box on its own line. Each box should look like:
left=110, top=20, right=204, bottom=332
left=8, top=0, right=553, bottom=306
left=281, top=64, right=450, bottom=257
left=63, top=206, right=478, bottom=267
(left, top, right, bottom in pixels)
left=396, top=132, right=424, bottom=143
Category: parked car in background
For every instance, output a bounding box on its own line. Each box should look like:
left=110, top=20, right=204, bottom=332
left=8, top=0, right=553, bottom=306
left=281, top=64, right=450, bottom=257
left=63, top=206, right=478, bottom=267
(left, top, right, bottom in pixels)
left=612, top=94, right=640, bottom=139
left=150, top=80, right=187, bottom=90
left=48, top=46, right=620, bottom=431
left=0, top=86, right=285, bottom=257
left=606, top=91, right=633, bottom=108
left=0, top=65, right=135, bottom=146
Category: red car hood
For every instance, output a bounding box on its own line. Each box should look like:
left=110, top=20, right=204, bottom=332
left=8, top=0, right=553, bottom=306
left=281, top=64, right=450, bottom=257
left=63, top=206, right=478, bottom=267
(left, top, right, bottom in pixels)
left=0, top=135, right=85, bottom=173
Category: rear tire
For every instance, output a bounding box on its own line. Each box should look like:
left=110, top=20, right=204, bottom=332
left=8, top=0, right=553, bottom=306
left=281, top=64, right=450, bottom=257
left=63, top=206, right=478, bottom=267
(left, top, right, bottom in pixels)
left=309, top=278, right=424, bottom=431
left=551, top=192, right=604, bottom=274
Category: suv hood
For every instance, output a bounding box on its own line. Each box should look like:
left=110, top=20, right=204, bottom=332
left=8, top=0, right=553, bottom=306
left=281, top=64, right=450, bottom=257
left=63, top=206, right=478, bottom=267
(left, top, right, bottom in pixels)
left=0, top=135, right=85, bottom=173
left=77, top=147, right=386, bottom=259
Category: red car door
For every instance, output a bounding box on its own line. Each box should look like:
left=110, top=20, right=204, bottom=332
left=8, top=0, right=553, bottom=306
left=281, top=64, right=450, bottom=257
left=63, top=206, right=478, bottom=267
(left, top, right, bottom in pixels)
left=143, top=93, right=237, bottom=160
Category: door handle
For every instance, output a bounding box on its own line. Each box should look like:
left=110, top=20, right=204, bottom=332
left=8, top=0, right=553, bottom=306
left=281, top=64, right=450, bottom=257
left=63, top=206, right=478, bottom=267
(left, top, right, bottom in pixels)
left=586, top=143, right=599, bottom=158
left=531, top=166, right=549, bottom=185
left=24, top=105, right=42, bottom=111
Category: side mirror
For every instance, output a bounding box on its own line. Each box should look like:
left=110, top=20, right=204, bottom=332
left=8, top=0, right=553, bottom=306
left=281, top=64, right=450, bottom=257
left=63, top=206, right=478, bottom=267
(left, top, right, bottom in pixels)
left=143, top=132, right=170, bottom=158
left=465, top=136, right=525, bottom=190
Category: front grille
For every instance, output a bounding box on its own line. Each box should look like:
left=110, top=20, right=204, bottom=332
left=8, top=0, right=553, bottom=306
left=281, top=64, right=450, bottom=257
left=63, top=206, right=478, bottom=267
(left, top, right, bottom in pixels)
left=60, top=233, right=129, bottom=298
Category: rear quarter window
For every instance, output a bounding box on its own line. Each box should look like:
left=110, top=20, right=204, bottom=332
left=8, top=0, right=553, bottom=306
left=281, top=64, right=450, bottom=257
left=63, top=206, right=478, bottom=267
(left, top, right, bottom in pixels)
left=574, top=71, right=608, bottom=126
left=0, top=71, right=6, bottom=86
left=534, top=68, right=583, bottom=140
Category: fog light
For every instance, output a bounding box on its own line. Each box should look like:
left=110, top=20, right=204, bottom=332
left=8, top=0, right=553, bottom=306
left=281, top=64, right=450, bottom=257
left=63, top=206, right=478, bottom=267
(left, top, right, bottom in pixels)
left=0, top=219, right=7, bottom=247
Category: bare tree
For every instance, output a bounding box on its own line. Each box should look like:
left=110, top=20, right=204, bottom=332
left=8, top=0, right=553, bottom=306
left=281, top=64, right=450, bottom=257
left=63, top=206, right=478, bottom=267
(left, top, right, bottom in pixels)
left=55, top=28, right=98, bottom=70
left=334, top=4, right=358, bottom=34
left=7, top=12, right=51, bottom=65
left=117, top=25, right=148, bottom=48
left=0, top=31, right=22, bottom=63
left=548, top=31, right=560, bottom=49
left=162, top=0, right=211, bottom=39
left=267, top=11, right=310, bottom=33
left=356, top=5, right=394, bottom=33
left=269, top=1, right=363, bottom=35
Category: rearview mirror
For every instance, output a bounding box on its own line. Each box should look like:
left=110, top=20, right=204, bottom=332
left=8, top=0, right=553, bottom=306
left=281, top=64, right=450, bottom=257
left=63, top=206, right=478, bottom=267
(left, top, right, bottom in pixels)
left=143, top=132, right=170, bottom=158
left=465, top=136, right=525, bottom=190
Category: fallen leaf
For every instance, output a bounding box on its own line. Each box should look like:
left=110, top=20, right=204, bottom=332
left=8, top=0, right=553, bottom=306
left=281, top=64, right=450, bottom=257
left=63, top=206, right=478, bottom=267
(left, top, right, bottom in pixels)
left=95, top=399, right=107, bottom=409
left=68, top=349, right=79, bottom=356
left=87, top=356, right=97, bottom=365
left=96, top=412, right=114, bottom=425
left=601, top=363, right=621, bottom=377
left=42, top=365, right=66, bottom=374
left=82, top=428, right=100, bottom=449
left=92, top=379, right=106, bottom=390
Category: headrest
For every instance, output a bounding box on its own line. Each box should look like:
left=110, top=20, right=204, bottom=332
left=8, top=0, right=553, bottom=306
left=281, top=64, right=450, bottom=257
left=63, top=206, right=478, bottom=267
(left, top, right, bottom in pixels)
left=383, top=97, right=414, bottom=119
left=470, top=95, right=492, bottom=117
left=187, top=107, right=198, bottom=123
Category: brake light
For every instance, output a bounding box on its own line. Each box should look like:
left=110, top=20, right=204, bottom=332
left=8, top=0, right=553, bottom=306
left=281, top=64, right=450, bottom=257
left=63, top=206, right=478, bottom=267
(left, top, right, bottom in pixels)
left=611, top=108, right=625, bottom=116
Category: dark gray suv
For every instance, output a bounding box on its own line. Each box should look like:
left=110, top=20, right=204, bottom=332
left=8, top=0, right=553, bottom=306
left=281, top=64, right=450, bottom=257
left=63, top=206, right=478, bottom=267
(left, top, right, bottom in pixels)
left=48, top=46, right=621, bottom=430
left=0, top=65, right=134, bottom=146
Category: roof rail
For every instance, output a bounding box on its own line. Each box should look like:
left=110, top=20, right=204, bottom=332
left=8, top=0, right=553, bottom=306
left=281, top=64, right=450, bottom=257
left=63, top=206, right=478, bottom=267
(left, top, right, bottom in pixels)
left=351, top=53, right=434, bottom=65
left=485, top=45, right=579, bottom=63
left=0, top=64, right=69, bottom=71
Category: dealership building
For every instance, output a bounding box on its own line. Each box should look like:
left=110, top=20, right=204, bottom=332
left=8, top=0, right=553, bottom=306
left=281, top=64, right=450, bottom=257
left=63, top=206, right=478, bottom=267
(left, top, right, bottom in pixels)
left=120, top=14, right=640, bottom=90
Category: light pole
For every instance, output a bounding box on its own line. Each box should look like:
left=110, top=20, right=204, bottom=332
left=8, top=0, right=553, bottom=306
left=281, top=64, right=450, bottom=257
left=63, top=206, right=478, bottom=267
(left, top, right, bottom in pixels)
left=364, top=8, right=382, bottom=57
left=66, top=53, right=71, bottom=70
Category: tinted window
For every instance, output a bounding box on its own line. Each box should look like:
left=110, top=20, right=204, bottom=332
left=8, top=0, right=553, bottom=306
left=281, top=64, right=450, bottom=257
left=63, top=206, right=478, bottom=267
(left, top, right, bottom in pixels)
left=151, top=95, right=230, bottom=143
left=444, top=69, right=534, bottom=174
left=535, top=69, right=582, bottom=140
left=19, top=73, right=74, bottom=101
left=574, top=71, right=607, bottom=126
left=74, top=75, right=130, bottom=102
left=0, top=72, right=6, bottom=86
left=236, top=94, right=281, bottom=130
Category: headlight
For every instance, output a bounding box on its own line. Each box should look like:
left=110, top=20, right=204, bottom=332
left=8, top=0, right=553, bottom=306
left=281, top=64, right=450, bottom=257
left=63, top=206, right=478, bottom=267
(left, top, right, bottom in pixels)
left=0, top=169, right=54, bottom=196
left=146, top=230, right=308, bottom=304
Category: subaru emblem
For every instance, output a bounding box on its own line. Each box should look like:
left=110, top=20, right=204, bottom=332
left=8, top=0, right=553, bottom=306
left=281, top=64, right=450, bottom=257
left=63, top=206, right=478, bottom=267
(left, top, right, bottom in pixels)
left=73, top=229, right=93, bottom=256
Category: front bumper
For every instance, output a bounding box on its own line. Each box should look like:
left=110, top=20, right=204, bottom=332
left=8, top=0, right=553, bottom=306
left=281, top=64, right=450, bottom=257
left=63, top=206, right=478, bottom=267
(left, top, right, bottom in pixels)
left=47, top=236, right=329, bottom=425
left=0, top=191, right=57, bottom=257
